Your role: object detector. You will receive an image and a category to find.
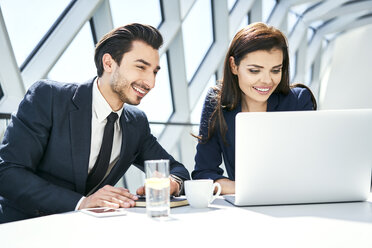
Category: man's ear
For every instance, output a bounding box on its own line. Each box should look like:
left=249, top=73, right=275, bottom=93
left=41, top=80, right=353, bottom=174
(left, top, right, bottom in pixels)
left=230, top=56, right=238, bottom=75
left=102, top=53, right=116, bottom=73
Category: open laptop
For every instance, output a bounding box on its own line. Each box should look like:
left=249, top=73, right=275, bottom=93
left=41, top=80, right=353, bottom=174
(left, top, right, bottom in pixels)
left=225, top=109, right=372, bottom=206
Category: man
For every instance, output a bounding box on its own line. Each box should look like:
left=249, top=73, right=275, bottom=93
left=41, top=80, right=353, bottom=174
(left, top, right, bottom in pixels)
left=0, top=23, right=190, bottom=223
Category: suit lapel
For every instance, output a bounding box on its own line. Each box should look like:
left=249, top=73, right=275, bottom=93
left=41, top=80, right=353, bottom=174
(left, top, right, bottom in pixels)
left=69, top=79, right=94, bottom=194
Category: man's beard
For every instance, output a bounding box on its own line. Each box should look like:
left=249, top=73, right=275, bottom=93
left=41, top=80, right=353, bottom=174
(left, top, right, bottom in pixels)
left=110, top=70, right=131, bottom=104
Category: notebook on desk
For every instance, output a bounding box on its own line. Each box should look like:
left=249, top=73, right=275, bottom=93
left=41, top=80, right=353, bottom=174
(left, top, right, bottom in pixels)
left=225, top=109, right=372, bottom=206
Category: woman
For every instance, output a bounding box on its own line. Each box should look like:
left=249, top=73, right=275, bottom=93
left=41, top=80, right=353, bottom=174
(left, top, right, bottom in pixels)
left=192, top=22, right=317, bottom=194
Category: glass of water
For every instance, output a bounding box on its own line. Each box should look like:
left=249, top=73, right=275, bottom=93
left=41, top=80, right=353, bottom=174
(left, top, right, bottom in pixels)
left=145, top=159, right=170, bottom=218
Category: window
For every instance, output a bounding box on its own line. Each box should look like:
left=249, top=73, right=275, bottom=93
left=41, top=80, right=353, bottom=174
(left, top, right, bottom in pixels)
left=287, top=11, right=299, bottom=35
left=236, top=14, right=249, bottom=34
left=182, top=0, right=214, bottom=82
left=228, top=0, right=237, bottom=13
left=306, top=63, right=314, bottom=85
left=0, top=0, right=72, bottom=67
left=110, top=0, right=163, bottom=28
left=191, top=73, right=217, bottom=133
left=48, top=22, right=96, bottom=83
left=137, top=53, right=173, bottom=136
left=290, top=51, right=298, bottom=82
left=307, top=27, right=316, bottom=43
left=262, top=0, right=277, bottom=22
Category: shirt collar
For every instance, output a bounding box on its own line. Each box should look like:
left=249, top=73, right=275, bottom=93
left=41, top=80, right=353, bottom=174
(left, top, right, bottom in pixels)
left=93, top=78, right=124, bottom=122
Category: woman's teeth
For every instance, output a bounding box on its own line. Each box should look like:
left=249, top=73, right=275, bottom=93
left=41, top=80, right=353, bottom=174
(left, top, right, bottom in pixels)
left=254, top=87, right=269, bottom=92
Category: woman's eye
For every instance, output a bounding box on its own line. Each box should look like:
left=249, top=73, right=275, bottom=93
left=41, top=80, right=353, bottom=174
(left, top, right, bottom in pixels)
left=249, top=69, right=260, bottom=73
left=272, top=69, right=282, bottom=74
left=137, top=66, right=145, bottom=70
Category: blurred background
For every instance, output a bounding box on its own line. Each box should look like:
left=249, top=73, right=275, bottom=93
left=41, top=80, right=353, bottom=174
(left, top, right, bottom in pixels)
left=0, top=0, right=371, bottom=192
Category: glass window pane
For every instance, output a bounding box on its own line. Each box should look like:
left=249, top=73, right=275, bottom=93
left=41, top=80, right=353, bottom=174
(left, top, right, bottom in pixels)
left=228, top=0, right=237, bottom=12
left=0, top=0, right=72, bottom=67
left=137, top=53, right=173, bottom=125
left=48, top=22, right=96, bottom=83
left=290, top=51, right=297, bottom=82
left=310, top=20, right=325, bottom=30
left=305, top=63, right=314, bottom=85
left=287, top=11, right=299, bottom=35
left=236, top=14, right=249, bottom=34
left=307, top=27, right=315, bottom=43
left=182, top=0, right=214, bottom=82
left=262, top=0, right=277, bottom=22
left=291, top=2, right=316, bottom=16
left=110, top=0, right=162, bottom=28
left=191, top=74, right=216, bottom=125
left=149, top=124, right=166, bottom=138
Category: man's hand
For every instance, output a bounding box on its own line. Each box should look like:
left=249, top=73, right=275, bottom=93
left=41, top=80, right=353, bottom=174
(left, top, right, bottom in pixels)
left=135, top=178, right=180, bottom=196
left=79, top=185, right=138, bottom=210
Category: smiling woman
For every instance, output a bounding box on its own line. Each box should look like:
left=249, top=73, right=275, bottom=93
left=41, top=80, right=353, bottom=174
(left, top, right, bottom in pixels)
left=191, top=22, right=317, bottom=195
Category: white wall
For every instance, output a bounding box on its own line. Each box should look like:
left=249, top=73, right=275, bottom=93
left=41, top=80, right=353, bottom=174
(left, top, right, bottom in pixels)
left=320, top=24, right=372, bottom=110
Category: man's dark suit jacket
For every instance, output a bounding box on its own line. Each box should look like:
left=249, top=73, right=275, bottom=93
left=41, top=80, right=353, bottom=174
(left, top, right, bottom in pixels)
left=0, top=78, right=190, bottom=223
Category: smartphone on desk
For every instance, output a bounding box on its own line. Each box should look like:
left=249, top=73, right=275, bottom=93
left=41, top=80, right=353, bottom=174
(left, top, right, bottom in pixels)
left=80, top=207, right=127, bottom=217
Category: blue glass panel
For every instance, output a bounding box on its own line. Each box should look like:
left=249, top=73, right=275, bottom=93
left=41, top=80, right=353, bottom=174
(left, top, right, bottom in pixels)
left=236, top=14, right=249, bottom=34
left=110, top=0, right=162, bottom=28
left=290, top=52, right=297, bottom=82
left=48, top=22, right=95, bottom=83
left=262, top=0, right=277, bottom=22
left=191, top=74, right=216, bottom=124
left=307, top=28, right=315, bottom=43
left=182, top=0, right=214, bottom=82
left=0, top=0, right=71, bottom=66
left=291, top=2, right=315, bottom=16
left=287, top=11, right=299, bottom=35
left=228, top=0, right=237, bottom=12
left=137, top=53, right=173, bottom=124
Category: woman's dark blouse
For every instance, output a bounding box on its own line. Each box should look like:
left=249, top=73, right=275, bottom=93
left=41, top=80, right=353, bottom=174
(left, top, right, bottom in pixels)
left=192, top=87, right=315, bottom=181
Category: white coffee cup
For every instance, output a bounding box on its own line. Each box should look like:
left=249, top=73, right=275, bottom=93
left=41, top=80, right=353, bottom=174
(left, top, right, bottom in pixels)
left=185, top=179, right=222, bottom=208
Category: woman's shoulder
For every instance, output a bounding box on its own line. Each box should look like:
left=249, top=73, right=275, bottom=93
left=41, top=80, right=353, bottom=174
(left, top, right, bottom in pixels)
left=275, top=84, right=317, bottom=110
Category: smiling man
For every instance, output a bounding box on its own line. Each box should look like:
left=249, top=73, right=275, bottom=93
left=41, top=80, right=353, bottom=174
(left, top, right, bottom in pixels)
left=0, top=23, right=190, bottom=223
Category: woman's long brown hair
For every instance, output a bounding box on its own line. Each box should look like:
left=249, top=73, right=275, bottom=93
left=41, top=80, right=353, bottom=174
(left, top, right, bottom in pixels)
left=199, top=23, right=293, bottom=145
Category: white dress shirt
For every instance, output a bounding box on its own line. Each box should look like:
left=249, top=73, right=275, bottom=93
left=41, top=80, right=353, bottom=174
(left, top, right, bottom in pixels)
left=75, top=78, right=123, bottom=209
left=88, top=78, right=123, bottom=176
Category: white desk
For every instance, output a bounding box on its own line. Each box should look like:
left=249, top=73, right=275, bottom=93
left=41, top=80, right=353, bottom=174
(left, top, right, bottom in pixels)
left=1, top=195, right=372, bottom=248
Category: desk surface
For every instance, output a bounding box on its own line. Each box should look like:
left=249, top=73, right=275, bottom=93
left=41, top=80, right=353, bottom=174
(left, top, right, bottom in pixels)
left=1, top=195, right=372, bottom=248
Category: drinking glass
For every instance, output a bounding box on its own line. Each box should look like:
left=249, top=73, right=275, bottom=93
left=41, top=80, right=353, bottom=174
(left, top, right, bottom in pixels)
left=145, top=159, right=170, bottom=217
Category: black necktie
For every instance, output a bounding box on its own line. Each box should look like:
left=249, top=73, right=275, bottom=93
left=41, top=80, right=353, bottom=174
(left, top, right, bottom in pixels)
left=86, top=112, right=119, bottom=194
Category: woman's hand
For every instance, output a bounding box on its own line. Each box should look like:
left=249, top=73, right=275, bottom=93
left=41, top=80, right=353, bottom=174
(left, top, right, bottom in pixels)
left=215, top=178, right=235, bottom=194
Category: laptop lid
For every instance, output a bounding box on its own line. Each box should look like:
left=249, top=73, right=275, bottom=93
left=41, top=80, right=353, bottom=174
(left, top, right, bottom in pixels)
left=232, top=109, right=372, bottom=206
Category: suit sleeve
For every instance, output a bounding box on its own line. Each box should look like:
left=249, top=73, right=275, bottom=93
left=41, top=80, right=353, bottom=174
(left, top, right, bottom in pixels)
left=132, top=112, right=190, bottom=181
left=0, top=82, right=82, bottom=216
left=192, top=89, right=226, bottom=181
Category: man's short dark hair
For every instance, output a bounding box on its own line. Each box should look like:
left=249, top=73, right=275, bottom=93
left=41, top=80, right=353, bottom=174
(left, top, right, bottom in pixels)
left=94, top=23, right=163, bottom=77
